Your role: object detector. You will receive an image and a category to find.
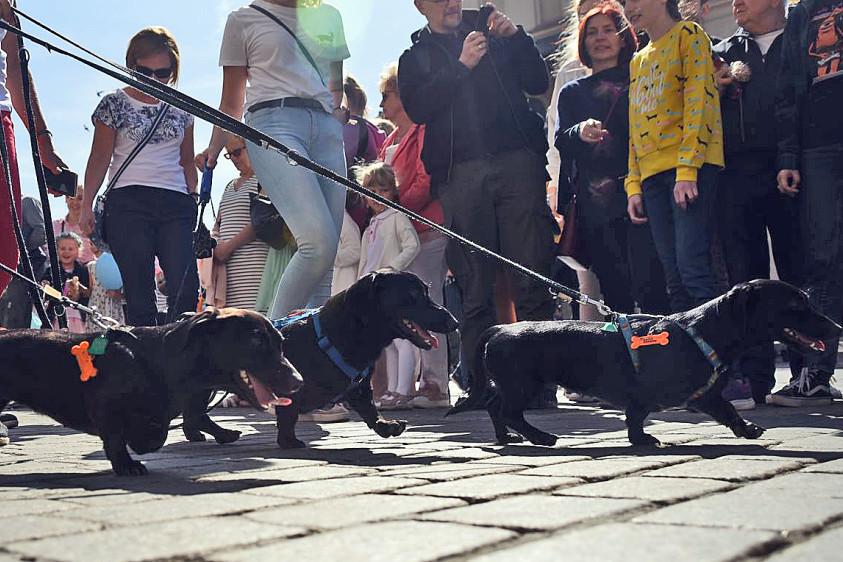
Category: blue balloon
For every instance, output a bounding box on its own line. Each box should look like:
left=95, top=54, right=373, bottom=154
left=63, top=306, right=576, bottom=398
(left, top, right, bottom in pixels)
left=95, top=252, right=123, bottom=290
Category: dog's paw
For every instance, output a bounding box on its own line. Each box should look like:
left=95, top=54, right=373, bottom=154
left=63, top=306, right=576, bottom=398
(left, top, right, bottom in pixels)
left=528, top=432, right=558, bottom=447
left=496, top=432, right=524, bottom=445
left=277, top=437, right=306, bottom=449
left=212, top=428, right=242, bottom=445
left=374, top=419, right=406, bottom=438
left=112, top=460, right=148, bottom=477
left=183, top=429, right=207, bottom=442
left=734, top=422, right=765, bottom=440
left=629, top=433, right=661, bottom=447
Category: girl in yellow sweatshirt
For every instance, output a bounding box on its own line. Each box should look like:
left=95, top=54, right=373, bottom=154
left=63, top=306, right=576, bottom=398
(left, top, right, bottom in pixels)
left=624, top=0, right=724, bottom=312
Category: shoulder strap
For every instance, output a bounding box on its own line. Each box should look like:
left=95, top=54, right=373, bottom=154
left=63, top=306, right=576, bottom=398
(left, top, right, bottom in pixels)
left=104, top=103, right=170, bottom=195
left=355, top=118, right=369, bottom=160
left=250, top=4, right=326, bottom=86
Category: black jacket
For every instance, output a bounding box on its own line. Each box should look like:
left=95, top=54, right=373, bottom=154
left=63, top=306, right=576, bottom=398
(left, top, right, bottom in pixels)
left=714, top=28, right=783, bottom=172
left=397, top=10, right=549, bottom=188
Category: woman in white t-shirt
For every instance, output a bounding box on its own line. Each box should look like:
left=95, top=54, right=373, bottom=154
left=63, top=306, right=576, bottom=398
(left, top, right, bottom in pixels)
left=80, top=27, right=198, bottom=327
left=196, top=0, right=350, bottom=319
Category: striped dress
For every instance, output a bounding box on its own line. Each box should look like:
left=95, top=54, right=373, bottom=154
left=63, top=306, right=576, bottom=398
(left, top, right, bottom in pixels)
left=218, top=177, right=270, bottom=310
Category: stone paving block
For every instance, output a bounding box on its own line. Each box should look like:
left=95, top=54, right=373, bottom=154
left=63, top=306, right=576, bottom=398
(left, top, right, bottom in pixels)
left=803, top=458, right=843, bottom=473
left=406, top=447, right=500, bottom=461
left=245, top=493, right=465, bottom=529
left=681, top=437, right=782, bottom=447
left=634, top=486, right=843, bottom=532
left=209, top=520, right=515, bottom=562
left=3, top=498, right=76, bottom=516
left=643, top=457, right=806, bottom=482
left=466, top=454, right=592, bottom=467
left=736, top=472, right=843, bottom=499
left=468, top=522, right=778, bottom=562
left=243, top=475, right=427, bottom=500
left=55, top=491, right=169, bottom=507
left=9, top=516, right=304, bottom=562
left=555, top=475, right=733, bottom=502
left=196, top=464, right=371, bottom=483
left=418, top=494, right=645, bottom=531
left=771, top=434, right=843, bottom=453
left=765, top=526, right=843, bottom=562
left=377, top=463, right=521, bottom=481
left=51, top=492, right=291, bottom=525
left=0, top=515, right=99, bottom=543
left=519, top=456, right=689, bottom=481
left=394, top=474, right=580, bottom=500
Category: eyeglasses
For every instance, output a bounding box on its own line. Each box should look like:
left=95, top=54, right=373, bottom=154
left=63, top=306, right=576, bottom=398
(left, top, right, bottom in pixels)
left=224, top=147, right=246, bottom=160
left=135, top=65, right=174, bottom=79
left=381, top=90, right=397, bottom=100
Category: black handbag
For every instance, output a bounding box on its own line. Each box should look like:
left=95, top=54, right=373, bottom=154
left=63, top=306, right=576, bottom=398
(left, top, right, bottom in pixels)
left=249, top=184, right=293, bottom=250
left=91, top=104, right=170, bottom=252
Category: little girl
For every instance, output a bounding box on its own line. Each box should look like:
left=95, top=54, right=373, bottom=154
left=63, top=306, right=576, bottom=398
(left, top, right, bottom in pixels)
left=356, top=162, right=420, bottom=410
left=86, top=247, right=126, bottom=330
left=49, top=232, right=91, bottom=332
left=623, top=0, right=724, bottom=312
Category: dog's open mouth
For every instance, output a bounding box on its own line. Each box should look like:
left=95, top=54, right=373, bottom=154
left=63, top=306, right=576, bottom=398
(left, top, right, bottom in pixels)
left=236, top=370, right=293, bottom=411
left=399, top=319, right=439, bottom=350
left=782, top=327, right=826, bottom=353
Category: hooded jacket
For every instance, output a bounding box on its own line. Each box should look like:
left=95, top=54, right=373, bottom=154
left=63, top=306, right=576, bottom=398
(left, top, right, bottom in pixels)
left=397, top=10, right=549, bottom=189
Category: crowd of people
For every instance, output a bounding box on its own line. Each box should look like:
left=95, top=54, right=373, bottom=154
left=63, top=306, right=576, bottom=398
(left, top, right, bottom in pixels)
left=0, top=0, right=841, bottom=441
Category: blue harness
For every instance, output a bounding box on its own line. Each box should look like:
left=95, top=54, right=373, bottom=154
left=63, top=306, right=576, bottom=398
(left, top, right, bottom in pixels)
left=615, top=314, right=727, bottom=404
left=273, top=309, right=373, bottom=386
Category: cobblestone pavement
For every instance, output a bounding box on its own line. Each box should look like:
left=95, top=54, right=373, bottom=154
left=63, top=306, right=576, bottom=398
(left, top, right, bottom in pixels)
left=2, top=368, right=843, bottom=562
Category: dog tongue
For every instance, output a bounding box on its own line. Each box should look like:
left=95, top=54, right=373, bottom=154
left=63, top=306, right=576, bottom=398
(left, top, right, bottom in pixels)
left=247, top=374, right=292, bottom=409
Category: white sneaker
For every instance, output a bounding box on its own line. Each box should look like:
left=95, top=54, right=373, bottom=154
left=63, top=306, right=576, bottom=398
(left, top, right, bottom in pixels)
left=298, top=403, right=350, bottom=423
left=411, top=394, right=451, bottom=409
left=564, top=389, right=598, bottom=403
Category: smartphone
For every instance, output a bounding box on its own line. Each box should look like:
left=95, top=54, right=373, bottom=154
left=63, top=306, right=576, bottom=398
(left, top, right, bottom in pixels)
left=476, top=4, right=495, bottom=36
left=42, top=166, right=78, bottom=198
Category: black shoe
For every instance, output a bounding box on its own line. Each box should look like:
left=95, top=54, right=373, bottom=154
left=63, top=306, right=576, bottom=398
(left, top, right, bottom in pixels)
left=767, top=369, right=834, bottom=407
left=0, top=421, right=8, bottom=446
left=0, top=413, right=18, bottom=429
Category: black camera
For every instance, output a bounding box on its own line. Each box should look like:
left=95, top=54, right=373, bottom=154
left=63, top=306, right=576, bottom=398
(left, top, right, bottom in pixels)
left=476, top=4, right=494, bottom=36
left=42, top=166, right=78, bottom=198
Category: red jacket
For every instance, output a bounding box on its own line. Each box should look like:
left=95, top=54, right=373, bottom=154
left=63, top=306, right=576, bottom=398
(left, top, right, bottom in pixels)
left=379, top=124, right=443, bottom=234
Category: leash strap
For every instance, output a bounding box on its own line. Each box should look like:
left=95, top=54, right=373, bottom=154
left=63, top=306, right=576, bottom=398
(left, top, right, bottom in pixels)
left=682, top=324, right=728, bottom=403
left=312, top=312, right=372, bottom=383
left=616, top=315, right=641, bottom=372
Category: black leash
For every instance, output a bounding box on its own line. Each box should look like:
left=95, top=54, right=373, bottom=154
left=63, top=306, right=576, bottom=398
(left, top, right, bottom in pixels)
left=0, top=14, right=614, bottom=318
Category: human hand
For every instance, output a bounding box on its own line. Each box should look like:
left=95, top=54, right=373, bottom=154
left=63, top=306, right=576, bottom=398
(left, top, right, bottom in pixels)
left=66, top=277, right=80, bottom=301
left=627, top=194, right=647, bottom=224
left=777, top=169, right=800, bottom=196
left=213, top=239, right=234, bottom=263
left=714, top=64, right=733, bottom=93
left=488, top=6, right=517, bottom=38
left=194, top=148, right=218, bottom=172
left=459, top=31, right=488, bottom=70
left=79, top=206, right=95, bottom=237
left=579, top=119, right=608, bottom=144
left=674, top=181, right=698, bottom=210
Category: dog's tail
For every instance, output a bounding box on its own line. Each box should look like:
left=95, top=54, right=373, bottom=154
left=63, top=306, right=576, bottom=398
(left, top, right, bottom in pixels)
left=445, top=326, right=497, bottom=417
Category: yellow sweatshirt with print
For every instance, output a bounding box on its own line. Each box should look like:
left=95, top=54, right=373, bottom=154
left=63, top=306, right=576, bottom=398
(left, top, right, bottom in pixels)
left=625, top=21, right=724, bottom=198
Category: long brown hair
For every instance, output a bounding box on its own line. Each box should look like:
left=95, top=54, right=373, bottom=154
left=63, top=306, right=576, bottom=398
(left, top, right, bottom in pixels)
left=577, top=5, right=638, bottom=69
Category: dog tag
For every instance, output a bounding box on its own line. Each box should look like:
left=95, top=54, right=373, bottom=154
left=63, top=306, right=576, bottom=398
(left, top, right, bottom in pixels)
left=88, top=335, right=109, bottom=356
left=601, top=322, right=618, bottom=333
left=630, top=332, right=670, bottom=350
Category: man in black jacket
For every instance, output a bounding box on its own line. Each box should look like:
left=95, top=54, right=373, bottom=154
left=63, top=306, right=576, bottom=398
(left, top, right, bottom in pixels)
left=714, top=0, right=801, bottom=407
left=770, top=0, right=843, bottom=406
left=398, top=1, right=556, bottom=394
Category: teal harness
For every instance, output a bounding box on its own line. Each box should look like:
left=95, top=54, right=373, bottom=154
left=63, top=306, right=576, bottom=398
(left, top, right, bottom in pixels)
left=614, top=314, right=727, bottom=404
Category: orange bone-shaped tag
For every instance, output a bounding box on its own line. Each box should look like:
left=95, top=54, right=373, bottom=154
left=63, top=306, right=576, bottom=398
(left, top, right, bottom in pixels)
left=630, top=331, right=670, bottom=350
left=71, top=341, right=98, bottom=382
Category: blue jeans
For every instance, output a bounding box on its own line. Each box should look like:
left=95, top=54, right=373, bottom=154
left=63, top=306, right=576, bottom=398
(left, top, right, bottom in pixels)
left=245, top=106, right=346, bottom=317
left=642, top=164, right=719, bottom=311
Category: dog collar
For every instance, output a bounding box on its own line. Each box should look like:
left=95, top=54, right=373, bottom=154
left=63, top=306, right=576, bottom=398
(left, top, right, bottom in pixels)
left=312, top=312, right=373, bottom=384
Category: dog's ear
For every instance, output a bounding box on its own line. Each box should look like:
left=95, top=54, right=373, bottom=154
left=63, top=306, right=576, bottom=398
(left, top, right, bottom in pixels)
left=163, top=308, right=220, bottom=350
left=725, top=283, right=758, bottom=335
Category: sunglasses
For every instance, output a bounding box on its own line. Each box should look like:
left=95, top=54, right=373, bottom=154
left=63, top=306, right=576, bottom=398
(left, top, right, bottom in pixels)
left=135, top=65, right=174, bottom=79
left=224, top=147, right=246, bottom=160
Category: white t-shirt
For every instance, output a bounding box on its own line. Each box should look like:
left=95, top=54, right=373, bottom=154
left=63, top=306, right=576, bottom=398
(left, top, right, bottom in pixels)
left=92, top=89, right=193, bottom=193
left=0, top=29, right=10, bottom=112
left=219, top=0, right=350, bottom=114
left=754, top=29, right=784, bottom=57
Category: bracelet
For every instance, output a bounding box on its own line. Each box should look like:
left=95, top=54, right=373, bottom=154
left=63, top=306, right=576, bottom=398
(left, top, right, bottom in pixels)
left=36, top=128, right=52, bottom=138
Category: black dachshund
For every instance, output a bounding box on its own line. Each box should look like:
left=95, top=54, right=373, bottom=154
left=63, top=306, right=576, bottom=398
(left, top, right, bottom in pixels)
left=448, top=280, right=841, bottom=447
left=0, top=309, right=302, bottom=475
left=270, top=270, right=458, bottom=448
